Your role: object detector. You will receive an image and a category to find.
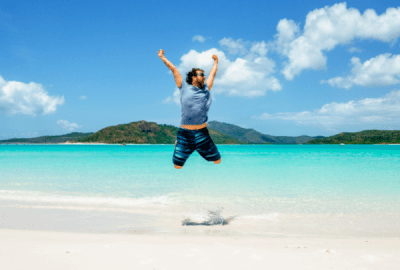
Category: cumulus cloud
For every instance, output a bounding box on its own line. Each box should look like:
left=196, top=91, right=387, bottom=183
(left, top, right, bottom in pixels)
left=273, top=18, right=300, bottom=55
left=192, top=35, right=206, bottom=42
left=219, top=38, right=248, bottom=55
left=254, top=90, right=400, bottom=129
left=322, top=54, right=400, bottom=88
left=79, top=95, right=87, bottom=100
left=0, top=76, right=64, bottom=116
left=274, top=3, right=400, bottom=80
left=57, top=120, right=82, bottom=132
left=178, top=47, right=281, bottom=97
left=249, top=41, right=269, bottom=57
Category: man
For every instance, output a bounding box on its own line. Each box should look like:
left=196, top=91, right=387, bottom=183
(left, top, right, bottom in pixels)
left=158, top=49, right=221, bottom=169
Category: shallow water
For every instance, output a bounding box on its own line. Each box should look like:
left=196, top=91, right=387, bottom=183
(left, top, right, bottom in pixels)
left=1, top=144, right=399, bottom=236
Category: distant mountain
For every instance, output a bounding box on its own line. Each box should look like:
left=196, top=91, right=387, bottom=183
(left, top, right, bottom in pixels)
left=0, top=132, right=94, bottom=144
left=207, top=121, right=322, bottom=144
left=306, top=130, right=400, bottom=144
left=4, top=121, right=397, bottom=145
left=74, top=120, right=247, bottom=144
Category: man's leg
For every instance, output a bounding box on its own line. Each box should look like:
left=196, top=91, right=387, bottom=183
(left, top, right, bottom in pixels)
left=195, top=128, right=221, bottom=164
left=174, top=140, right=183, bottom=169
left=173, top=132, right=195, bottom=169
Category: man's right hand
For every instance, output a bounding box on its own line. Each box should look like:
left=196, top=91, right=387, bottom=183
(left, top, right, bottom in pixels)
left=158, top=49, right=182, bottom=88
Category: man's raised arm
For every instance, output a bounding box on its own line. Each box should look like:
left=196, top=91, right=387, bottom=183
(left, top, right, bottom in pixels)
left=206, top=55, right=218, bottom=90
left=158, top=49, right=182, bottom=88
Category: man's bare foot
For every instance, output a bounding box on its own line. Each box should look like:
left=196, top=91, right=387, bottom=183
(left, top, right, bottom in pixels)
left=213, top=158, right=221, bottom=164
left=174, top=164, right=182, bottom=169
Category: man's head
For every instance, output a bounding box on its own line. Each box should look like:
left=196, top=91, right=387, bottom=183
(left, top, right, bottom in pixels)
left=186, top=68, right=205, bottom=88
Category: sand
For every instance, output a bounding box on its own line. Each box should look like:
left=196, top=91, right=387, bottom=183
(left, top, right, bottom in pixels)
left=1, top=201, right=399, bottom=269
left=1, top=202, right=400, bottom=269
left=1, top=229, right=399, bottom=270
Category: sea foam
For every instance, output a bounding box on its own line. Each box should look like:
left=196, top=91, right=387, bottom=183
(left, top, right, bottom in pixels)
left=0, top=190, right=175, bottom=207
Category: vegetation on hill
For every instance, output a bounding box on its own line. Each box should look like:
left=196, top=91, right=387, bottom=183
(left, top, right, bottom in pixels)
left=74, top=120, right=247, bottom=144
left=207, top=128, right=248, bottom=144
left=6, top=121, right=397, bottom=145
left=207, top=121, right=322, bottom=144
left=307, top=130, right=400, bottom=144
left=0, top=132, right=94, bottom=144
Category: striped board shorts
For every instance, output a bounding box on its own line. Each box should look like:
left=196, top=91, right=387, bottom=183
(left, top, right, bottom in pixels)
left=173, top=127, right=221, bottom=167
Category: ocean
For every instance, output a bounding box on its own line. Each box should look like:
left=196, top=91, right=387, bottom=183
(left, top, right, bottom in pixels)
left=1, top=144, right=399, bottom=236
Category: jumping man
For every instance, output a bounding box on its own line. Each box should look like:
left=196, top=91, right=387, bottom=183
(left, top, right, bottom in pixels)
left=158, top=49, right=221, bottom=169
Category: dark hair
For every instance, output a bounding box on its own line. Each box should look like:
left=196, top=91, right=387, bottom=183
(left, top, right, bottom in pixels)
left=186, top=68, right=204, bottom=85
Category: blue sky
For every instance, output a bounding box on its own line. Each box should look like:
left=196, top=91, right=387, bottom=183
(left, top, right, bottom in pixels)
left=1, top=0, right=400, bottom=139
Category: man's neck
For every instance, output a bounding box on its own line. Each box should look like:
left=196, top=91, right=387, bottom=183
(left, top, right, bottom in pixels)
left=192, top=82, right=204, bottom=88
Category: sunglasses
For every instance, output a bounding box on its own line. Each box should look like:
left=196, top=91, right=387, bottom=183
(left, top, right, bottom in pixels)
left=195, top=73, right=205, bottom=77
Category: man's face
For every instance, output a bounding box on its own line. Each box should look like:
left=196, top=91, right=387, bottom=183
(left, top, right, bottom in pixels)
left=194, top=70, right=205, bottom=87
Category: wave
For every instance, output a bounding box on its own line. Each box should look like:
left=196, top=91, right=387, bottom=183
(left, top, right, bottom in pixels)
left=0, top=190, right=175, bottom=207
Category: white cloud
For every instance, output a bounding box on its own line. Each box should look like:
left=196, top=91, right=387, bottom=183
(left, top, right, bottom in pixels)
left=57, top=120, right=82, bottom=132
left=322, top=54, right=400, bottom=88
left=249, top=41, right=269, bottom=57
left=79, top=95, right=87, bottom=100
left=0, top=76, right=64, bottom=116
left=192, top=35, right=206, bottom=43
left=273, top=18, right=300, bottom=55
left=162, top=88, right=180, bottom=105
left=348, top=47, right=361, bottom=53
left=274, top=3, right=400, bottom=80
left=219, top=38, right=248, bottom=55
left=178, top=48, right=281, bottom=97
left=254, top=90, right=400, bottom=129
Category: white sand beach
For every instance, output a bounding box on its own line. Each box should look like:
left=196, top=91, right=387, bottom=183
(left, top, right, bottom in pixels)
left=1, top=205, right=399, bottom=270
left=1, top=229, right=399, bottom=270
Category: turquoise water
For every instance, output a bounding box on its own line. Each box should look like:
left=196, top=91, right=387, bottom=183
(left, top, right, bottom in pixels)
left=1, top=144, right=400, bottom=215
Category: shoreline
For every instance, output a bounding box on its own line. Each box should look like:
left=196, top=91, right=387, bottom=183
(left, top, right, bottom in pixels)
left=1, top=142, right=400, bottom=145
left=2, top=201, right=399, bottom=238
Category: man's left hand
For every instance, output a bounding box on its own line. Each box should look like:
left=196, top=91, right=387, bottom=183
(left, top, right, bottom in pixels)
left=212, top=55, right=218, bottom=62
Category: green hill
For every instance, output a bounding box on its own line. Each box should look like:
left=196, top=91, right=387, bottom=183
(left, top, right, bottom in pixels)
left=307, top=130, right=400, bottom=144
left=0, top=132, right=94, bottom=144
left=207, top=121, right=323, bottom=144
left=74, top=120, right=247, bottom=144
left=3, top=122, right=398, bottom=145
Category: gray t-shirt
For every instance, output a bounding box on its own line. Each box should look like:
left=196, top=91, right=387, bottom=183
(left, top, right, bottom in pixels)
left=179, top=81, right=212, bottom=125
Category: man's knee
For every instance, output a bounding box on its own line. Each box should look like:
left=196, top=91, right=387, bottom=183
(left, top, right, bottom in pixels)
left=174, top=164, right=183, bottom=169
left=213, top=158, right=221, bottom=164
